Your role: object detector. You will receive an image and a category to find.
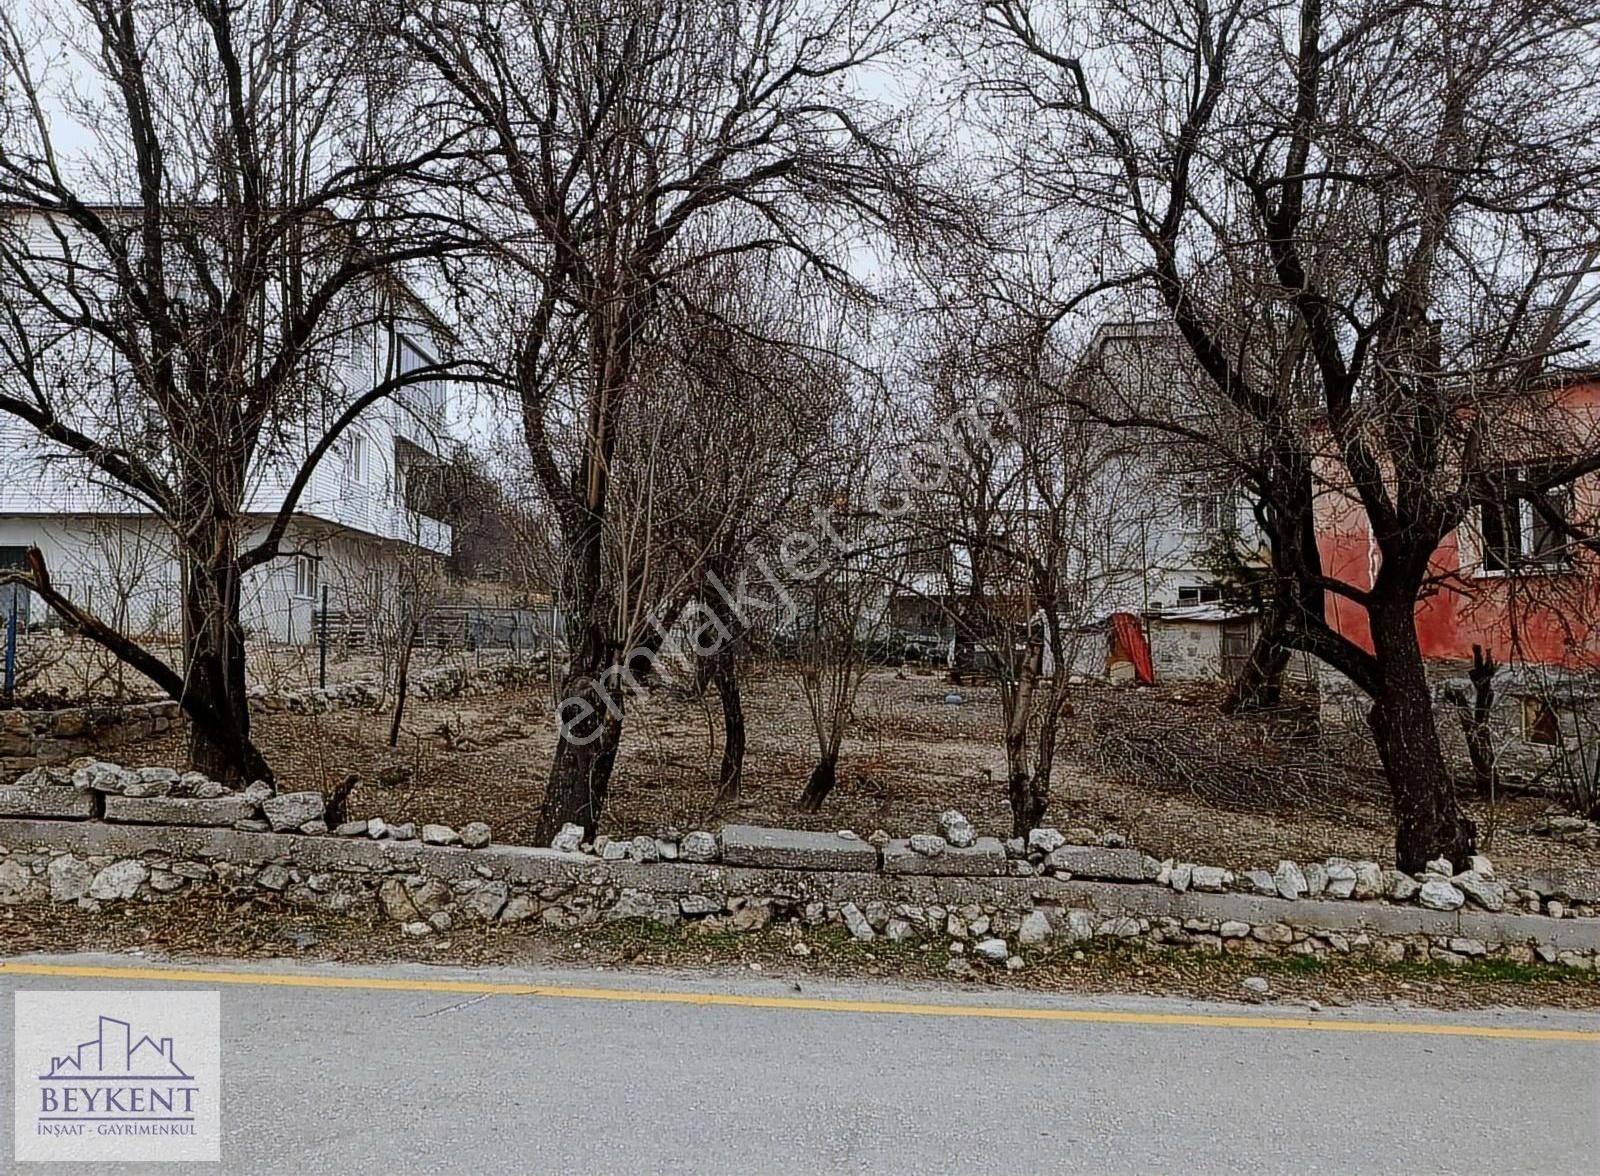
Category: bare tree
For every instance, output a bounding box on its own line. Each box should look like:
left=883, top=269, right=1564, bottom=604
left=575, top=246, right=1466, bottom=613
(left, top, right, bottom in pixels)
left=905, top=310, right=1106, bottom=836
left=0, top=0, right=472, bottom=780
left=386, top=0, right=948, bottom=839
left=976, top=0, right=1600, bottom=869
left=634, top=261, right=853, bottom=806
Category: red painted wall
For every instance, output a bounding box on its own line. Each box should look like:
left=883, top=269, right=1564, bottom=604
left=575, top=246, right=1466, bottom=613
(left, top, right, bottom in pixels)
left=1313, top=379, right=1600, bottom=669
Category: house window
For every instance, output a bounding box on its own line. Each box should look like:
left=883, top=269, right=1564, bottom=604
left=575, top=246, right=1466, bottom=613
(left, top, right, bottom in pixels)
left=347, top=433, right=368, bottom=484
left=293, top=555, right=320, bottom=601
left=1477, top=468, right=1573, bottom=572
left=1177, top=585, right=1223, bottom=605
left=1178, top=485, right=1235, bottom=534
left=1521, top=696, right=1562, bottom=746
left=395, top=331, right=446, bottom=422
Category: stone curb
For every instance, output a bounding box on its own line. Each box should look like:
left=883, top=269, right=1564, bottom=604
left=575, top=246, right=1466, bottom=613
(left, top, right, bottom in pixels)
left=3, top=817, right=1596, bottom=955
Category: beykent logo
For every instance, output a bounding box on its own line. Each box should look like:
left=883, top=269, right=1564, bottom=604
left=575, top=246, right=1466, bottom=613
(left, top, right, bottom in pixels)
left=35, top=1012, right=202, bottom=1138
left=14, top=990, right=221, bottom=1162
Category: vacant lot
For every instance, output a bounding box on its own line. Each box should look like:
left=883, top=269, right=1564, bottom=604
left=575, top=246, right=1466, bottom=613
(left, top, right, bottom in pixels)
left=74, top=664, right=1600, bottom=891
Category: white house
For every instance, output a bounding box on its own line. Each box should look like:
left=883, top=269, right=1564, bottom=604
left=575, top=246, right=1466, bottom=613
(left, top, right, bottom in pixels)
left=1067, top=320, right=1261, bottom=616
left=0, top=210, right=460, bottom=645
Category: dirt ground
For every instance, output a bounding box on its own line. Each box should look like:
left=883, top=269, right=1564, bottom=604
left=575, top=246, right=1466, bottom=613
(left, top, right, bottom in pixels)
left=3, top=631, right=533, bottom=707
left=77, top=665, right=1600, bottom=888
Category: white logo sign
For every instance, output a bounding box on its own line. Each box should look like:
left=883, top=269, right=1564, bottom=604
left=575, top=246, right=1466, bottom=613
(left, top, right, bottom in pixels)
left=13, top=989, right=221, bottom=1162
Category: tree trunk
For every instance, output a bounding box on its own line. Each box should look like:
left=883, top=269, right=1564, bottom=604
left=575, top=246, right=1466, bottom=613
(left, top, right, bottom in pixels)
left=1366, top=601, right=1476, bottom=872
left=1224, top=616, right=1289, bottom=713
left=181, top=547, right=267, bottom=783
left=388, top=621, right=417, bottom=748
left=536, top=620, right=625, bottom=841
left=1457, top=644, right=1498, bottom=797
left=712, top=647, right=745, bottom=808
left=796, top=754, right=837, bottom=812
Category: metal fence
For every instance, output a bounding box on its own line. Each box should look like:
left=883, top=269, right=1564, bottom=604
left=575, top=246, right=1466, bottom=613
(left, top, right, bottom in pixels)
left=311, top=603, right=564, bottom=653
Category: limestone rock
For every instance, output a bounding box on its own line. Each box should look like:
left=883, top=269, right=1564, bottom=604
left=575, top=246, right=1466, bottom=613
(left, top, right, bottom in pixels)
left=1065, top=909, right=1096, bottom=942
left=500, top=895, right=538, bottom=923
left=0, top=783, right=97, bottom=820
left=1018, top=910, right=1052, bottom=944
left=626, top=835, right=659, bottom=863
left=937, top=810, right=977, bottom=849
left=1168, top=863, right=1193, bottom=893
left=720, top=825, right=875, bottom=872
left=1244, top=869, right=1277, bottom=896
left=1242, top=976, right=1269, bottom=996
left=1386, top=870, right=1421, bottom=902
left=973, top=937, right=1009, bottom=963
left=909, top=833, right=946, bottom=857
left=422, top=824, right=461, bottom=847
left=1189, top=865, right=1230, bottom=893
left=256, top=864, right=291, bottom=891
left=88, top=860, right=147, bottom=901
left=460, top=822, right=492, bottom=850
left=679, top=831, right=719, bottom=862
left=0, top=860, right=33, bottom=899
left=465, top=882, right=509, bottom=922
left=550, top=823, right=585, bottom=854
left=1453, top=870, right=1505, bottom=912
left=1273, top=861, right=1307, bottom=901
left=387, top=822, right=417, bottom=842
left=378, top=878, right=419, bottom=921
left=1046, top=845, right=1148, bottom=882
left=1418, top=879, right=1465, bottom=911
left=1304, top=862, right=1328, bottom=896
left=261, top=791, right=325, bottom=833
left=408, top=879, right=453, bottom=916
left=884, top=837, right=1006, bottom=877
left=1027, top=827, right=1066, bottom=854
left=47, top=855, right=93, bottom=902
left=1097, top=916, right=1140, bottom=938
left=1324, top=863, right=1357, bottom=899
left=335, top=820, right=370, bottom=837
left=1353, top=861, right=1383, bottom=900
left=841, top=902, right=875, bottom=942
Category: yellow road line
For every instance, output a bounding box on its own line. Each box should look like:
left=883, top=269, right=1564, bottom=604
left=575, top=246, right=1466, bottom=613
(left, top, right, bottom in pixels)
left=2, top=960, right=1597, bottom=1042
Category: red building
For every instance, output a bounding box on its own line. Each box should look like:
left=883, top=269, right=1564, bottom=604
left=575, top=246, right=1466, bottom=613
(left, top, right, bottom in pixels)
left=1314, top=376, right=1600, bottom=672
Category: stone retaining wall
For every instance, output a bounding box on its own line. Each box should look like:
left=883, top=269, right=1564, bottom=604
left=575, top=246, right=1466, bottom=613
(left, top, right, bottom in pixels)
left=0, top=701, right=181, bottom=773
left=3, top=816, right=1597, bottom=974
left=0, top=659, right=546, bottom=775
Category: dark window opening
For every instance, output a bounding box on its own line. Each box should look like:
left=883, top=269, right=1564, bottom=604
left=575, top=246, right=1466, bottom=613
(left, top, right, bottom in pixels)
left=1177, top=585, right=1223, bottom=605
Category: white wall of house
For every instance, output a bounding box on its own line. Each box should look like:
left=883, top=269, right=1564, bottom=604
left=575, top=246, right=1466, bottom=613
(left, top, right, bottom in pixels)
left=0, top=514, right=439, bottom=645
left=0, top=209, right=458, bottom=644
left=1072, top=322, right=1264, bottom=617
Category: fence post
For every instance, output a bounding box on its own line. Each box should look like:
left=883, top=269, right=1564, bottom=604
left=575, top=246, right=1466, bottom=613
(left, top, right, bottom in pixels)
left=3, top=596, right=17, bottom=701
left=319, top=584, right=329, bottom=689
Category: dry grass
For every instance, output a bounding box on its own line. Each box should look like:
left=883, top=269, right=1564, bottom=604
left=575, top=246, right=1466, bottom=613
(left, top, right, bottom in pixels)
left=2, top=893, right=1595, bottom=1013
left=69, top=666, right=1598, bottom=890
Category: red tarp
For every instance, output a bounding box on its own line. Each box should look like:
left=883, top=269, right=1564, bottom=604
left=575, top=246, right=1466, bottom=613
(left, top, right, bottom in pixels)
left=1109, top=612, right=1155, bottom=685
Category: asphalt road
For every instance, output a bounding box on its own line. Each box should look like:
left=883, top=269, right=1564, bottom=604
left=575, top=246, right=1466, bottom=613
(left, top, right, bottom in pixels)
left=1, top=954, right=1596, bottom=1175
